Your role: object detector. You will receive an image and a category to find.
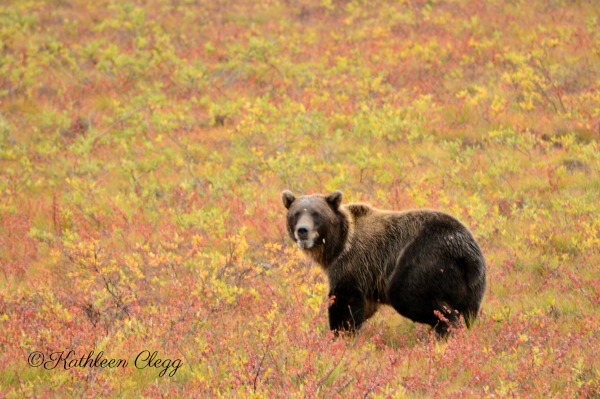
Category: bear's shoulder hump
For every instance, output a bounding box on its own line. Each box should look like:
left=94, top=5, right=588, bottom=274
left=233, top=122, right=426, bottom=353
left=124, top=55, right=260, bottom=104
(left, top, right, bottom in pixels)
left=345, top=203, right=372, bottom=218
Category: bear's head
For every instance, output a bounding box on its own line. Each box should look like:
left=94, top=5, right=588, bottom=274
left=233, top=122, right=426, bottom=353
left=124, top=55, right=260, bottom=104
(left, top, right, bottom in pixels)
left=281, top=190, right=343, bottom=250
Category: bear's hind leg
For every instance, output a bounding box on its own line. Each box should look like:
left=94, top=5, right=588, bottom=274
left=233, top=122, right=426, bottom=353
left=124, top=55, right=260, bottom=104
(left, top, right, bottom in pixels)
left=433, top=301, right=461, bottom=339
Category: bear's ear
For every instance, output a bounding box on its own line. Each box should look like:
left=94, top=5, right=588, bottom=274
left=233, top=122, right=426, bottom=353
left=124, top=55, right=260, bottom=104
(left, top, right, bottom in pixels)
left=326, top=191, right=343, bottom=209
left=282, top=190, right=296, bottom=209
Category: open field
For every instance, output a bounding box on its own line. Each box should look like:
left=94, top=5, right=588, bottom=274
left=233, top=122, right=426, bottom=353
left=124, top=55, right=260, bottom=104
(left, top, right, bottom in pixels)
left=1, top=0, right=599, bottom=397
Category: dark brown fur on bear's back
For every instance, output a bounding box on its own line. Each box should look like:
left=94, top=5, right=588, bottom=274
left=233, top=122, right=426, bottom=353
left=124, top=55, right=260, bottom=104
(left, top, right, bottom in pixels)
left=282, top=190, right=487, bottom=338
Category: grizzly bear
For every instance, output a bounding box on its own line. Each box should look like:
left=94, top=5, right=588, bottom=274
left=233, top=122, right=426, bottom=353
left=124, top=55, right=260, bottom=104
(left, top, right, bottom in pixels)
left=282, top=190, right=486, bottom=338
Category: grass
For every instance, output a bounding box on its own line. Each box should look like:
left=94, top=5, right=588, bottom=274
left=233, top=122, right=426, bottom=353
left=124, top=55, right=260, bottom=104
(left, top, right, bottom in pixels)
left=0, top=0, right=599, bottom=397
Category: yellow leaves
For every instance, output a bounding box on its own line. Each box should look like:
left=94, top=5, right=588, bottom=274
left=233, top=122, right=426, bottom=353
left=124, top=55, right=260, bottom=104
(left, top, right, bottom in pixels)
left=542, top=37, right=560, bottom=48
left=457, top=85, right=488, bottom=107
left=321, top=0, right=335, bottom=11
left=490, top=95, right=506, bottom=117
left=40, top=292, right=73, bottom=322
left=572, top=357, right=600, bottom=391
left=571, top=219, right=600, bottom=255
left=455, top=90, right=468, bottom=100
left=517, top=333, right=529, bottom=343
left=456, top=85, right=506, bottom=118
left=412, top=94, right=436, bottom=118
left=371, top=26, right=387, bottom=40
left=300, top=282, right=327, bottom=314
left=226, top=227, right=249, bottom=262
left=123, top=255, right=145, bottom=280
left=500, top=49, right=566, bottom=112
left=211, top=278, right=243, bottom=305
left=263, top=242, right=305, bottom=277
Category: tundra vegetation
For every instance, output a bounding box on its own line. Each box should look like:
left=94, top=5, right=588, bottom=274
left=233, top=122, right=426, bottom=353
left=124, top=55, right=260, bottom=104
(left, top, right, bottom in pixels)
left=0, top=0, right=598, bottom=397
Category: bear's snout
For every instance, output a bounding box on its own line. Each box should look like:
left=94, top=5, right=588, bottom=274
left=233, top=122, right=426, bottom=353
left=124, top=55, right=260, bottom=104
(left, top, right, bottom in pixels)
left=293, top=214, right=320, bottom=249
left=296, top=226, right=309, bottom=240
left=294, top=225, right=319, bottom=248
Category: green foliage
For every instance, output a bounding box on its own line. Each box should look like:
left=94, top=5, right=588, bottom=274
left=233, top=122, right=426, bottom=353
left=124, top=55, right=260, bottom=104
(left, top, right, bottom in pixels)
left=1, top=0, right=599, bottom=397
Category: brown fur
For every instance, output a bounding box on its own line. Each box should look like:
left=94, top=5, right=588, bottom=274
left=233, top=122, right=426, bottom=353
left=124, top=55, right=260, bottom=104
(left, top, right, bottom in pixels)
left=282, top=190, right=487, bottom=338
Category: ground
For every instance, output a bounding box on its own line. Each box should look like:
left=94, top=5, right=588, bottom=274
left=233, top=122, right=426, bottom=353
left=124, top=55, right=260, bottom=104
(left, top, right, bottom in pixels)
left=0, top=0, right=598, bottom=397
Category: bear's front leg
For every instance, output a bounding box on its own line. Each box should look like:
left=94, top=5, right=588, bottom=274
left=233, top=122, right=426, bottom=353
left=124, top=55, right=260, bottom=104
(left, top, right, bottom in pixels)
left=328, top=285, right=367, bottom=333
